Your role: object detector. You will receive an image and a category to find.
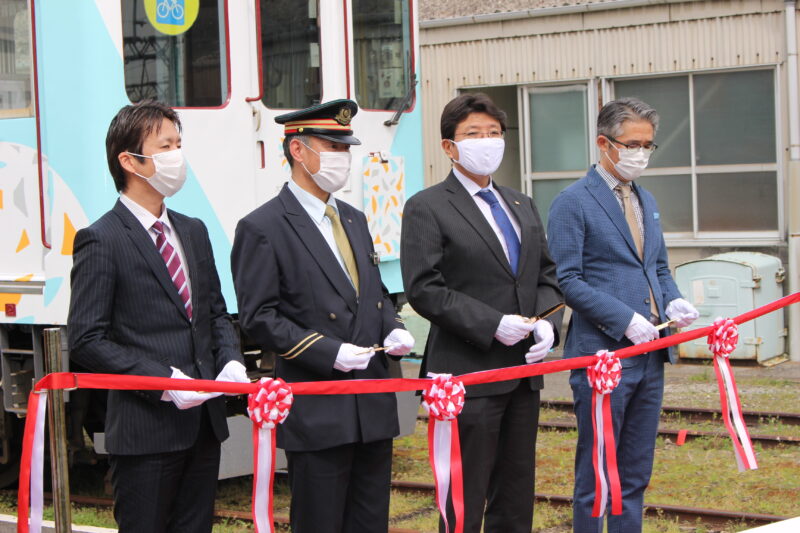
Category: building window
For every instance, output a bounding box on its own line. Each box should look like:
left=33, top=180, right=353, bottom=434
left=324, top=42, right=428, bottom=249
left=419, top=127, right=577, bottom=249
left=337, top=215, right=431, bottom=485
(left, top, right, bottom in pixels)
left=525, top=84, right=591, bottom=227
left=352, top=0, right=412, bottom=111
left=0, top=0, right=32, bottom=118
left=614, top=69, right=778, bottom=237
left=122, top=0, right=228, bottom=107
left=261, top=0, right=320, bottom=109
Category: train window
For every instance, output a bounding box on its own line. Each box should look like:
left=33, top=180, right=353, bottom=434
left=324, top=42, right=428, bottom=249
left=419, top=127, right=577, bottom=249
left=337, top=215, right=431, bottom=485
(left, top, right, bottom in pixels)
left=260, top=0, right=321, bottom=109
left=0, top=0, right=33, bottom=118
left=352, top=0, right=412, bottom=111
left=122, top=0, right=228, bottom=107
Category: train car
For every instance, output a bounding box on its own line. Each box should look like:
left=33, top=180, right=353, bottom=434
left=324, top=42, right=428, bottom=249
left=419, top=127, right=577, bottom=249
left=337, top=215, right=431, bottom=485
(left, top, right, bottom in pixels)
left=0, top=0, right=423, bottom=484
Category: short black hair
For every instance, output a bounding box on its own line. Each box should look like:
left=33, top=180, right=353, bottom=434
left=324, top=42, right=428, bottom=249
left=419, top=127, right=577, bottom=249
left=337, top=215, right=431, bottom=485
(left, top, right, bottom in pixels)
left=440, top=92, right=507, bottom=140
left=105, top=99, right=181, bottom=192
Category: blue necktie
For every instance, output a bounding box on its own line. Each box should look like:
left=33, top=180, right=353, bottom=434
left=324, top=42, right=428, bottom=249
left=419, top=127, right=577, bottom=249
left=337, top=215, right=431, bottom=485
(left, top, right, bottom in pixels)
left=476, top=189, right=520, bottom=275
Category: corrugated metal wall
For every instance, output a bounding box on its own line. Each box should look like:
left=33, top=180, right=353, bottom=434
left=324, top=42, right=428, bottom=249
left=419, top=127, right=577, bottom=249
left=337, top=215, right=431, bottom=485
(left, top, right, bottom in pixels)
left=419, top=0, right=785, bottom=185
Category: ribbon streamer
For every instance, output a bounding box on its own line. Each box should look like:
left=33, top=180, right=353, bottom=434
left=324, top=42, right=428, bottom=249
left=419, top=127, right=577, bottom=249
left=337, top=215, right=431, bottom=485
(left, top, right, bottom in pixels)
left=16, top=292, right=800, bottom=532
left=422, top=374, right=466, bottom=533
left=247, top=378, right=294, bottom=533
left=707, top=318, right=758, bottom=471
left=586, top=350, right=623, bottom=517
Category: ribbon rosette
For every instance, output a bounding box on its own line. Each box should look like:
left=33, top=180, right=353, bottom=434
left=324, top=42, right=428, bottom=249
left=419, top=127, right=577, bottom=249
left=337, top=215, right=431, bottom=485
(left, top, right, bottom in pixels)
left=586, top=350, right=623, bottom=517
left=248, top=378, right=293, bottom=533
left=422, top=373, right=466, bottom=533
left=707, top=318, right=758, bottom=471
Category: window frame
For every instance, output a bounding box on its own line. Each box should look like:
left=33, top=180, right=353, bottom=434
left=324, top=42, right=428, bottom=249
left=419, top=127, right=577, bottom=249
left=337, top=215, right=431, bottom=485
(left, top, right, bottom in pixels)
left=0, top=0, right=35, bottom=119
left=120, top=0, right=232, bottom=110
left=346, top=0, right=417, bottom=114
left=609, top=66, right=783, bottom=246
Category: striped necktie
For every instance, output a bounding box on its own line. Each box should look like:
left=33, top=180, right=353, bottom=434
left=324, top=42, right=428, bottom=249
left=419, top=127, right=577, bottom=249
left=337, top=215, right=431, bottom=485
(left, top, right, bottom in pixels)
left=324, top=205, right=359, bottom=295
left=152, top=221, right=193, bottom=319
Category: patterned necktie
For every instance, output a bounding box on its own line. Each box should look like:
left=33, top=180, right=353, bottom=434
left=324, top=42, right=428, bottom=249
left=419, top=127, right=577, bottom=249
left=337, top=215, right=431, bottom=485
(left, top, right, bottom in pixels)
left=324, top=205, right=359, bottom=295
left=151, top=221, right=193, bottom=319
left=476, top=189, right=520, bottom=275
left=616, top=184, right=657, bottom=318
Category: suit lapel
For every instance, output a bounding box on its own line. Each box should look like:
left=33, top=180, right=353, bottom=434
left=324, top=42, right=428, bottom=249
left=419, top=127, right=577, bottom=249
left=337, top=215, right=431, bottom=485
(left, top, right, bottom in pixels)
left=111, top=201, right=189, bottom=322
left=279, top=186, right=358, bottom=314
left=495, top=185, right=530, bottom=276
left=584, top=169, right=640, bottom=260
left=338, top=200, right=370, bottom=297
left=445, top=173, right=515, bottom=277
left=169, top=212, right=199, bottom=318
left=634, top=182, right=657, bottom=264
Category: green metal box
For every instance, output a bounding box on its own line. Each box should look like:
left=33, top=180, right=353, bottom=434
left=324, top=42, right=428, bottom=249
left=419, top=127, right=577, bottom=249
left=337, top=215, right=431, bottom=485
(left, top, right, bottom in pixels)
left=674, top=252, right=786, bottom=364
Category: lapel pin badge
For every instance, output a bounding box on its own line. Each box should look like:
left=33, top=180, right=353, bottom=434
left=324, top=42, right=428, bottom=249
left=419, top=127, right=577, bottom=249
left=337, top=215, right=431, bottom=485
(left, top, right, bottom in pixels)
left=513, top=200, right=520, bottom=205
left=369, top=251, right=380, bottom=265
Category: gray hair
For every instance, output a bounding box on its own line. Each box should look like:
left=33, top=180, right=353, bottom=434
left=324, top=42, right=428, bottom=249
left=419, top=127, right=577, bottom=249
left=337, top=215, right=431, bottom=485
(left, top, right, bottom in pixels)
left=597, top=97, right=659, bottom=138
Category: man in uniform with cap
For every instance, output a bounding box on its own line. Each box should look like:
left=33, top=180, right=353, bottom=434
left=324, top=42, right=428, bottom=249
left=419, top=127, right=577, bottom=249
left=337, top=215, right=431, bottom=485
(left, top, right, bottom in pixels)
left=231, top=99, right=414, bottom=533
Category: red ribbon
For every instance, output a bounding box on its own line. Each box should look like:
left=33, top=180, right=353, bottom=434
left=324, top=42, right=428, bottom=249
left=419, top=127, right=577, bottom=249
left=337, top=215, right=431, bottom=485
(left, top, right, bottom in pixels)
left=17, top=292, right=800, bottom=532
left=707, top=318, right=758, bottom=471
left=586, top=350, right=623, bottom=517
left=422, top=374, right=466, bottom=533
left=247, top=378, right=293, bottom=533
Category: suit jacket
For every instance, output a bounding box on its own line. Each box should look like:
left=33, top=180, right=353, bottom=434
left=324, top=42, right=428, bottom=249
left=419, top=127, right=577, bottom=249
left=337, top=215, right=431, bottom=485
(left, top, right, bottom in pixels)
left=68, top=200, right=243, bottom=455
left=546, top=166, right=683, bottom=363
left=231, top=184, right=402, bottom=452
left=401, top=172, right=563, bottom=397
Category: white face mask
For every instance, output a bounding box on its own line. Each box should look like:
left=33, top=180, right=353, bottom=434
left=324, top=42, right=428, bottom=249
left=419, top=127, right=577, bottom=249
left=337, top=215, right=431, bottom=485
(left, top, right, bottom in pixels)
left=301, top=143, right=352, bottom=193
left=450, top=138, right=505, bottom=176
left=604, top=142, right=651, bottom=181
left=127, top=148, right=187, bottom=197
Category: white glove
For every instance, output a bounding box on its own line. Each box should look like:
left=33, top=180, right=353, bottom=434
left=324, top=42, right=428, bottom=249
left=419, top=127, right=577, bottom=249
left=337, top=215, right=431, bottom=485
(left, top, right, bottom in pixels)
left=624, top=312, right=659, bottom=345
left=495, top=315, right=536, bottom=346
left=215, top=360, right=249, bottom=395
left=384, top=328, right=415, bottom=356
left=666, top=298, right=700, bottom=328
left=334, top=343, right=375, bottom=372
left=161, top=367, right=222, bottom=410
left=525, top=320, right=554, bottom=364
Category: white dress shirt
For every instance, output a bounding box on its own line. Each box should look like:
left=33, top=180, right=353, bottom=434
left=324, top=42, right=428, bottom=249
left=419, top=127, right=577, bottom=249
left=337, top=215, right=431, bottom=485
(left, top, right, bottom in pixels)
left=119, top=194, right=192, bottom=299
left=452, top=168, right=521, bottom=264
left=287, top=179, right=355, bottom=289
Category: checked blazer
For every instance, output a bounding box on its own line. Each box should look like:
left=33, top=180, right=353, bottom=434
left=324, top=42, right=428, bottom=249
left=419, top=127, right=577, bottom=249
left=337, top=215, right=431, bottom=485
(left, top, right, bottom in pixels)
left=546, top=166, right=683, bottom=362
left=68, top=200, right=243, bottom=455
left=231, top=183, right=403, bottom=452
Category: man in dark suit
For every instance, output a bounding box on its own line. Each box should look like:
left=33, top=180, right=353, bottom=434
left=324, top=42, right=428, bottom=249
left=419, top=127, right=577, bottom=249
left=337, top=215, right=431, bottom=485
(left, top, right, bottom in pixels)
left=547, top=97, right=699, bottom=533
left=401, top=93, right=563, bottom=533
left=231, top=99, right=414, bottom=533
left=68, top=100, right=247, bottom=533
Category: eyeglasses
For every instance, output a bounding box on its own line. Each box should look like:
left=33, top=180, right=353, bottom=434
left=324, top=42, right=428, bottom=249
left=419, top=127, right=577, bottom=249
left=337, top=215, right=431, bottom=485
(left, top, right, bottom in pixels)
left=605, top=135, right=658, bottom=155
left=453, top=130, right=505, bottom=140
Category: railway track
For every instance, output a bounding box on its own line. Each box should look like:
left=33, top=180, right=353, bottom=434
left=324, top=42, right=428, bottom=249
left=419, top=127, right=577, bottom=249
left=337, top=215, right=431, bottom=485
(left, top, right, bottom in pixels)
left=32, top=483, right=788, bottom=531
left=417, top=401, right=800, bottom=447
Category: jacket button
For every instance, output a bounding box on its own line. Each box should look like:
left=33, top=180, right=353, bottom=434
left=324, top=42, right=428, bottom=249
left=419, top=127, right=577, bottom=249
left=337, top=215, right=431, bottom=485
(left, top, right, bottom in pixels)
left=377, top=301, right=383, bottom=309
left=329, top=313, right=337, bottom=320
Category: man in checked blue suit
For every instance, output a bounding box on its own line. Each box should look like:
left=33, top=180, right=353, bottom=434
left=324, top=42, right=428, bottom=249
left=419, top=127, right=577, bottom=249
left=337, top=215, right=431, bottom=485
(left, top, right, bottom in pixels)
left=547, top=98, right=699, bottom=533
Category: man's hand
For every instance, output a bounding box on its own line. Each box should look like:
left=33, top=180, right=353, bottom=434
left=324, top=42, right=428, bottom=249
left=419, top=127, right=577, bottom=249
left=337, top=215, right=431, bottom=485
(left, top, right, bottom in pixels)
left=162, top=367, right=222, bottom=409
left=334, top=343, right=375, bottom=372
left=384, top=328, right=415, bottom=356
left=666, top=298, right=700, bottom=328
left=215, top=360, right=249, bottom=395
left=525, top=320, right=554, bottom=364
left=495, top=315, right=536, bottom=346
left=624, top=313, right=659, bottom=345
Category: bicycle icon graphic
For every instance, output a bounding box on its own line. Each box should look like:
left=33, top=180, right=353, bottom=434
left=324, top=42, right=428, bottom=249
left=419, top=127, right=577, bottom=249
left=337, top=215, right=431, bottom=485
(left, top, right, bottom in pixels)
left=156, top=0, right=185, bottom=26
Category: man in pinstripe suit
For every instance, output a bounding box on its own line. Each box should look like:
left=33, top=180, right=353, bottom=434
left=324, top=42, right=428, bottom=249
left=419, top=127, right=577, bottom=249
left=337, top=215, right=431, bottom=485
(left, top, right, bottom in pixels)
left=401, top=93, right=563, bottom=533
left=68, top=100, right=247, bottom=533
left=231, top=100, right=414, bottom=533
left=547, top=98, right=698, bottom=532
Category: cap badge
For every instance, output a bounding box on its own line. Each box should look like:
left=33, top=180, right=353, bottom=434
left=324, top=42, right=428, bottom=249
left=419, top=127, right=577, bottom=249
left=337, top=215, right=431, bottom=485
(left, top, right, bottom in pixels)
left=334, top=107, right=352, bottom=126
